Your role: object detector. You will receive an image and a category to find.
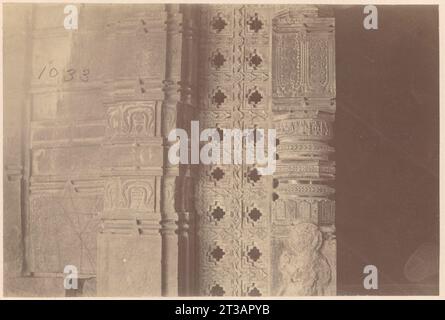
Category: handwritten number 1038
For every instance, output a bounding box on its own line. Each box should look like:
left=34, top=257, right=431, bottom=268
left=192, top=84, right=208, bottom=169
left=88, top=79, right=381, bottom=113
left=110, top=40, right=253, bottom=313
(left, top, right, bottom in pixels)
left=37, top=65, right=89, bottom=82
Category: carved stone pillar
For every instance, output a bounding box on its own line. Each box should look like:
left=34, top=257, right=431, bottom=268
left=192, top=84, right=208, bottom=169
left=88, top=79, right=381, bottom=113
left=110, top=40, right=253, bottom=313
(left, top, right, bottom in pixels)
left=176, top=4, right=200, bottom=296
left=271, top=6, right=336, bottom=295
left=159, top=4, right=182, bottom=297
left=195, top=5, right=336, bottom=297
left=196, top=5, right=272, bottom=296
left=97, top=5, right=174, bottom=296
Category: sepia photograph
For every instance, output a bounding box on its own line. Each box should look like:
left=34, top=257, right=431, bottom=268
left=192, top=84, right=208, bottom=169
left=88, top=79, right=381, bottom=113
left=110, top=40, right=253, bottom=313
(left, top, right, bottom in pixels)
left=2, top=2, right=439, bottom=298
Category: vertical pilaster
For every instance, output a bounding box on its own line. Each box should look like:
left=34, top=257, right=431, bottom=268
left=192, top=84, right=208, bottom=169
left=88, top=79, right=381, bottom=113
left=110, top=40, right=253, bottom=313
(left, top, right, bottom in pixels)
left=97, top=5, right=169, bottom=296
left=3, top=5, right=32, bottom=293
left=159, top=4, right=183, bottom=296
left=176, top=4, right=199, bottom=296
left=195, top=4, right=272, bottom=297
left=271, top=6, right=336, bottom=296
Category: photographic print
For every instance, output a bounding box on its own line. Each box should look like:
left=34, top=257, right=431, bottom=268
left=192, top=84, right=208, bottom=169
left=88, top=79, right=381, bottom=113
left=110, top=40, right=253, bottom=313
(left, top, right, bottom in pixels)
left=2, top=2, right=439, bottom=297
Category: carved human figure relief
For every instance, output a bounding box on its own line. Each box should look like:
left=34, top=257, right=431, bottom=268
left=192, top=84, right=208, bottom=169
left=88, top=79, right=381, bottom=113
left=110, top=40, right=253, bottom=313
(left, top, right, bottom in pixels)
left=277, top=223, right=331, bottom=296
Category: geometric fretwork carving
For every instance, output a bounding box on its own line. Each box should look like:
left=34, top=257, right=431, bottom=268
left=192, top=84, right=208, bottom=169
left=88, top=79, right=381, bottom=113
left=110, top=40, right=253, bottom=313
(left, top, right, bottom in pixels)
left=248, top=208, right=262, bottom=222
left=247, top=168, right=261, bottom=184
left=247, top=246, right=261, bottom=263
left=210, top=246, right=225, bottom=262
left=247, top=88, right=263, bottom=107
left=247, top=13, right=263, bottom=32
left=211, top=14, right=227, bottom=33
left=248, top=50, right=263, bottom=69
left=210, top=284, right=225, bottom=296
left=211, top=206, right=225, bottom=222
left=211, top=167, right=225, bottom=181
left=211, top=50, right=226, bottom=70
left=248, top=286, right=262, bottom=297
left=212, top=88, right=227, bottom=107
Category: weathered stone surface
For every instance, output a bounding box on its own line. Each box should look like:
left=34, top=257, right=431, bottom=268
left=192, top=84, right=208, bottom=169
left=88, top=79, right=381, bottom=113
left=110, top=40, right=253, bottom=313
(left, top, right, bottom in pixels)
left=29, top=192, right=100, bottom=275
left=97, top=234, right=162, bottom=296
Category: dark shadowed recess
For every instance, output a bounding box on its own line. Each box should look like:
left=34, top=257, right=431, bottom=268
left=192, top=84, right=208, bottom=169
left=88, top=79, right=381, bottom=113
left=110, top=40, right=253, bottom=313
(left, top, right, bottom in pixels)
left=333, top=5, right=439, bottom=295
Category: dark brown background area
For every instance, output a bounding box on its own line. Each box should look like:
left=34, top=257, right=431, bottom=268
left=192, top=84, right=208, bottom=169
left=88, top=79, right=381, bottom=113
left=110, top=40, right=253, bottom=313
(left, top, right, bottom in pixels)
left=334, top=5, right=439, bottom=295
